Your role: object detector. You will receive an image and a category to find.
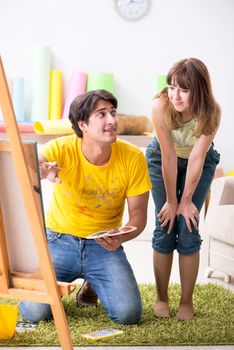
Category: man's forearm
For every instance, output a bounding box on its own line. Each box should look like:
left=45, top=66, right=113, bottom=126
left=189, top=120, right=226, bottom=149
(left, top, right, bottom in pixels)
left=121, top=215, right=147, bottom=243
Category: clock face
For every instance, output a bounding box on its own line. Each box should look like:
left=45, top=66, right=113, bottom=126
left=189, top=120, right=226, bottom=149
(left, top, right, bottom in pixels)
left=115, top=0, right=151, bottom=21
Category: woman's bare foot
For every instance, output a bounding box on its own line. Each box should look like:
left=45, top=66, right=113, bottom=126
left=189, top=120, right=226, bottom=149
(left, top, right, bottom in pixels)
left=176, top=304, right=194, bottom=320
left=154, top=300, right=170, bottom=318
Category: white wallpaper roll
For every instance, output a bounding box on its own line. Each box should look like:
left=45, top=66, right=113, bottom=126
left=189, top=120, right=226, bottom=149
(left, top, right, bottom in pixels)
left=31, top=45, right=51, bottom=121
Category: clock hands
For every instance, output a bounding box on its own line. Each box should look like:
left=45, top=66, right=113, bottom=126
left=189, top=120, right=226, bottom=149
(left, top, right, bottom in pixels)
left=127, top=0, right=143, bottom=5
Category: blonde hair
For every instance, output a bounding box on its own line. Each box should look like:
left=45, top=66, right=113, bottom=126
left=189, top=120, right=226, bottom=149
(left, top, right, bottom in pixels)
left=155, top=58, right=220, bottom=137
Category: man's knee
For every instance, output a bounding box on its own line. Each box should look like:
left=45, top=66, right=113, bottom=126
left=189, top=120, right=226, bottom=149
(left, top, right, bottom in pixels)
left=20, top=301, right=52, bottom=322
left=108, top=301, right=142, bottom=325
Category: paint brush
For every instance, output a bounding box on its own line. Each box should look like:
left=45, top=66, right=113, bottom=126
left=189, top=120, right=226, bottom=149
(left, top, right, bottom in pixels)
left=41, top=162, right=65, bottom=171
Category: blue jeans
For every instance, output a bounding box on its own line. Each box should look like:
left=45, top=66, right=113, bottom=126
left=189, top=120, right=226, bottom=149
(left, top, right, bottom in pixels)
left=145, top=137, right=220, bottom=255
left=20, top=230, right=142, bottom=325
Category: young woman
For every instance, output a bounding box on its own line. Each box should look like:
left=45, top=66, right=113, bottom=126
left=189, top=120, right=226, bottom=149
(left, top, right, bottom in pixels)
left=146, top=58, right=221, bottom=320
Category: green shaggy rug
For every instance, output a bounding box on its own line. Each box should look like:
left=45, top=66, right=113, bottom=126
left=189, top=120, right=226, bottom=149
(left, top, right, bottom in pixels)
left=0, top=283, right=234, bottom=346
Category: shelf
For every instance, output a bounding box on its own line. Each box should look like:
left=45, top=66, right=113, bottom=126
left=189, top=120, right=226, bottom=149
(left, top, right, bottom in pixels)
left=0, top=133, right=153, bottom=148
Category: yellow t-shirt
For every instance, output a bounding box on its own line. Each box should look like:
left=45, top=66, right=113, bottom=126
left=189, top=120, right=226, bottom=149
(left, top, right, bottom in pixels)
left=41, top=135, right=152, bottom=238
left=171, top=119, right=197, bottom=159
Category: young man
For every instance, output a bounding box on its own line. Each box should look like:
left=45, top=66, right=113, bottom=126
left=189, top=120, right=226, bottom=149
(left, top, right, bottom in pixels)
left=20, top=89, right=151, bottom=325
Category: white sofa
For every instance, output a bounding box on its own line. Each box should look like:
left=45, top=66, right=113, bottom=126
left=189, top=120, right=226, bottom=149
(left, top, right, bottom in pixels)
left=203, top=176, right=234, bottom=283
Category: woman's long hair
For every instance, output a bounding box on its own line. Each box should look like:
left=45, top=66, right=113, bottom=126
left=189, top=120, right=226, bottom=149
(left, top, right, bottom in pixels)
left=156, top=58, right=220, bottom=137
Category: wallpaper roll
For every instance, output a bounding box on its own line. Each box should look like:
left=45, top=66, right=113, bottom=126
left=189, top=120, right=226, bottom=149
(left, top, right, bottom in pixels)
left=0, top=79, right=13, bottom=121
left=7, top=78, right=13, bottom=96
left=0, top=122, right=34, bottom=133
left=13, top=77, right=25, bottom=121
left=33, top=119, right=74, bottom=135
left=62, top=71, right=87, bottom=119
left=48, top=70, right=63, bottom=120
left=156, top=75, right=167, bottom=92
left=31, top=45, right=51, bottom=121
left=225, top=170, right=234, bottom=176
left=87, top=72, right=114, bottom=94
left=117, top=115, right=151, bottom=135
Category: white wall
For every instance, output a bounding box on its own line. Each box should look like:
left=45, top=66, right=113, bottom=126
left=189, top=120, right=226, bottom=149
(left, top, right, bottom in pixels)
left=0, top=0, right=233, bottom=171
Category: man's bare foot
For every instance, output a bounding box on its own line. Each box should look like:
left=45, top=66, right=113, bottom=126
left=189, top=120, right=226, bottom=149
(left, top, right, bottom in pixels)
left=176, top=304, right=194, bottom=320
left=153, top=300, right=170, bottom=318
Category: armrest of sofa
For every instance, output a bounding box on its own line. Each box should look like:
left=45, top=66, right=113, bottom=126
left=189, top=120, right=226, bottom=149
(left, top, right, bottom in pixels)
left=207, top=176, right=234, bottom=209
left=204, top=176, right=234, bottom=244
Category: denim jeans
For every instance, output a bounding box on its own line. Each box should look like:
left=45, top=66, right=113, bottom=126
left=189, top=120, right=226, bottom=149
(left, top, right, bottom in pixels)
left=20, top=230, right=142, bottom=325
left=145, top=137, right=220, bottom=255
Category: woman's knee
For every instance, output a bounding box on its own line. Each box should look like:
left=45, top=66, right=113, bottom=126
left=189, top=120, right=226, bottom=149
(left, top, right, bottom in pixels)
left=20, top=301, right=52, bottom=322
left=177, top=217, right=202, bottom=255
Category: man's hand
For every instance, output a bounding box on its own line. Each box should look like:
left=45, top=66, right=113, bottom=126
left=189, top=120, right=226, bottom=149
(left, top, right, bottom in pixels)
left=39, top=161, right=62, bottom=183
left=95, top=235, right=123, bottom=251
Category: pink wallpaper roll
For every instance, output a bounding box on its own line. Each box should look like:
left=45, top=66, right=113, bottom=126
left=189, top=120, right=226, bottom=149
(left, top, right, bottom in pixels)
left=0, top=123, right=34, bottom=133
left=62, top=71, right=87, bottom=119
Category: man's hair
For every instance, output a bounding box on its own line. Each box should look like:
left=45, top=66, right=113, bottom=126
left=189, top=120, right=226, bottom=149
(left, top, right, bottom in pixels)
left=68, top=89, right=118, bottom=138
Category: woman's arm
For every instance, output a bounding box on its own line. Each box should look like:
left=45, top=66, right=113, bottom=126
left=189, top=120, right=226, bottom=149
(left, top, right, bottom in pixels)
left=152, top=98, right=178, bottom=233
left=178, top=122, right=220, bottom=231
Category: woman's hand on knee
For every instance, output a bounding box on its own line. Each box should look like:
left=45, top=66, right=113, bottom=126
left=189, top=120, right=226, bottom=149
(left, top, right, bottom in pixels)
left=177, top=200, right=199, bottom=232
left=158, top=201, right=178, bottom=234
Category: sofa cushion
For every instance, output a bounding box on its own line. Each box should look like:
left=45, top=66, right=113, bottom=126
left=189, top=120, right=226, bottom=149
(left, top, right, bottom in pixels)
left=204, top=205, right=234, bottom=245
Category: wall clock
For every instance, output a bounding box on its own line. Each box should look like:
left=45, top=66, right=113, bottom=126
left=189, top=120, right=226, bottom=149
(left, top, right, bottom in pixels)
left=115, top=0, right=151, bottom=21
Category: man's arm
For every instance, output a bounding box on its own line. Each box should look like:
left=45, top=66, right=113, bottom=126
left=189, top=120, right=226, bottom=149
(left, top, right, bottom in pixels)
left=122, top=191, right=149, bottom=241
left=95, top=192, right=149, bottom=251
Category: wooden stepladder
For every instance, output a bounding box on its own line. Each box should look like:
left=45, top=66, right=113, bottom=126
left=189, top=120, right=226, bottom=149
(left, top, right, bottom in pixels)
left=0, top=56, right=75, bottom=349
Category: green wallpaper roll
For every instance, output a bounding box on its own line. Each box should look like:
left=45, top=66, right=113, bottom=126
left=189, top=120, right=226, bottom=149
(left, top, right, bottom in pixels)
left=87, top=72, right=114, bottom=93
left=31, top=45, right=51, bottom=121
left=156, top=75, right=167, bottom=92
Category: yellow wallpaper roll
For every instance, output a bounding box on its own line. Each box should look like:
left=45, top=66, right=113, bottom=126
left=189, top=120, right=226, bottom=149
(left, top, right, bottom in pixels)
left=48, top=70, right=63, bottom=120
left=34, top=119, right=74, bottom=135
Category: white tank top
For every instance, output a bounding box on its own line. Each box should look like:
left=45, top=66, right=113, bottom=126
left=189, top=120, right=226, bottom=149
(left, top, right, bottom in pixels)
left=171, top=119, right=197, bottom=159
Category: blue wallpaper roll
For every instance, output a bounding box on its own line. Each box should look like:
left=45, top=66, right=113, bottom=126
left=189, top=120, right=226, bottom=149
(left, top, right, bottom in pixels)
left=13, top=77, right=24, bottom=121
